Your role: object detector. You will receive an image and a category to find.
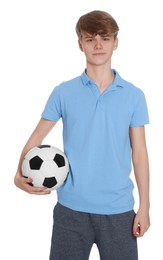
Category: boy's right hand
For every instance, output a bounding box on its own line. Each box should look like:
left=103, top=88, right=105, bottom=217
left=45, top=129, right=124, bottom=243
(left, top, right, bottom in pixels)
left=14, top=172, right=51, bottom=195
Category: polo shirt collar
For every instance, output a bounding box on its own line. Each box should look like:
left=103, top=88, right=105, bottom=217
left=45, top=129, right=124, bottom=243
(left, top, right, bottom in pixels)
left=80, top=69, right=126, bottom=89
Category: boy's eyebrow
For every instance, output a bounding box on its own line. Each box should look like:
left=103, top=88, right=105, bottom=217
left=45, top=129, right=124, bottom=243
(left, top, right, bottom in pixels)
left=82, top=31, right=118, bottom=38
left=81, top=33, right=94, bottom=38
left=83, top=35, right=94, bottom=39
left=82, top=33, right=110, bottom=38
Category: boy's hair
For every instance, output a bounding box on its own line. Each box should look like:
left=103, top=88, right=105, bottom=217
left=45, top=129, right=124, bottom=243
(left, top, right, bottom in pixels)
left=76, top=10, right=119, bottom=39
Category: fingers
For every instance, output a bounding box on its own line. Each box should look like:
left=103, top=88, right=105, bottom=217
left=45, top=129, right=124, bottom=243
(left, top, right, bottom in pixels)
left=133, top=223, right=141, bottom=237
left=27, top=186, right=51, bottom=195
left=133, top=220, right=150, bottom=238
left=14, top=175, right=51, bottom=195
left=24, top=177, right=51, bottom=195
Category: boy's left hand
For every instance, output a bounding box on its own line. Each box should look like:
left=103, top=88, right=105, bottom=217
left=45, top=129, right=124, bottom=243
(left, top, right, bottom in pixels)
left=133, top=208, right=150, bottom=237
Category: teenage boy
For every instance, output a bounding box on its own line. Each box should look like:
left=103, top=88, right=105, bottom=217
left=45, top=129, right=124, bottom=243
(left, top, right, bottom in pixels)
left=14, top=10, right=150, bottom=260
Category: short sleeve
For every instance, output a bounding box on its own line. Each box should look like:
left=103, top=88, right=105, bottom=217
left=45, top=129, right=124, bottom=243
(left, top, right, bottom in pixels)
left=130, top=90, right=149, bottom=127
left=41, top=85, right=62, bottom=122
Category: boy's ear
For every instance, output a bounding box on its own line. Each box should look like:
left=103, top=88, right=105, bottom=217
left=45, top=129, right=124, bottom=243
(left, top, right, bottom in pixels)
left=78, top=40, right=83, bottom=51
left=113, top=37, right=118, bottom=50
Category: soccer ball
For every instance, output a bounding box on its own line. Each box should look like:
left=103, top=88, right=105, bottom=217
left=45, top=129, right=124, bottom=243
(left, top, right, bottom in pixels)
left=21, top=145, right=69, bottom=190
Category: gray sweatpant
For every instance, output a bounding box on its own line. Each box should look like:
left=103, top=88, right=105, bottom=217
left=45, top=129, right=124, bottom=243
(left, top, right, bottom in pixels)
left=49, top=203, right=138, bottom=260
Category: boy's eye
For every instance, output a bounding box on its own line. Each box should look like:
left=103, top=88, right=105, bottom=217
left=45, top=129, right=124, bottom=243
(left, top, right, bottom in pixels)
left=102, top=37, right=110, bottom=41
left=86, top=38, right=93, bottom=42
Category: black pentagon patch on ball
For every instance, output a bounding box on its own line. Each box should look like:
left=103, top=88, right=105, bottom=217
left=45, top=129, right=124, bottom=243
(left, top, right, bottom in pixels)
left=29, top=156, right=43, bottom=170
left=37, top=144, right=51, bottom=149
left=54, top=154, right=65, bottom=167
left=43, top=177, right=57, bottom=188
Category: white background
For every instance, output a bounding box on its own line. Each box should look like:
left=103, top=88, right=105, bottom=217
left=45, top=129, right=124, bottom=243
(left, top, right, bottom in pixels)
left=0, top=0, right=162, bottom=259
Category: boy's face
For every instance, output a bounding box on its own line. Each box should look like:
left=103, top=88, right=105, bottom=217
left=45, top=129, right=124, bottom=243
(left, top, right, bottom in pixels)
left=78, top=32, right=118, bottom=66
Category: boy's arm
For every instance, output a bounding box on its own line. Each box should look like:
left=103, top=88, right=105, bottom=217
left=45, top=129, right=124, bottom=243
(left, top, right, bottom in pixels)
left=130, top=126, right=150, bottom=237
left=14, top=118, right=56, bottom=195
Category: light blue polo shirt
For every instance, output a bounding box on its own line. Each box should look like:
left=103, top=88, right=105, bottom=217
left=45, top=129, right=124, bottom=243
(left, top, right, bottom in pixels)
left=41, top=69, right=149, bottom=214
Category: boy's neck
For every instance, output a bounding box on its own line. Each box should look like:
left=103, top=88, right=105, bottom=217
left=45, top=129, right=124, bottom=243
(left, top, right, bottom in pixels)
left=86, top=65, right=115, bottom=93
